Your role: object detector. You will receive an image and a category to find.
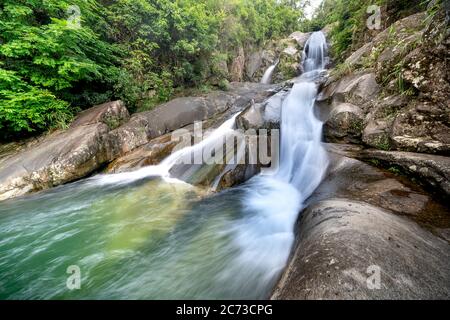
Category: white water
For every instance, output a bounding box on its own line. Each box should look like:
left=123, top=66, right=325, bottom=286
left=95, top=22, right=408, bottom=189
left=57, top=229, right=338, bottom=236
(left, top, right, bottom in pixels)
left=91, top=31, right=329, bottom=294
left=303, top=31, right=328, bottom=72
left=90, top=112, right=241, bottom=186
left=260, top=61, right=278, bottom=84
left=227, top=31, right=329, bottom=289
left=0, top=32, right=330, bottom=300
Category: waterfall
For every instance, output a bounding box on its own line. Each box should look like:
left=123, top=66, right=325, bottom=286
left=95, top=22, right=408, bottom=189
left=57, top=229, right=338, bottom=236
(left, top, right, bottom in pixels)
left=260, top=60, right=278, bottom=84
left=92, top=32, right=330, bottom=295
left=228, top=31, right=329, bottom=291
left=302, top=31, right=328, bottom=72
left=0, top=32, right=330, bottom=299
left=92, top=112, right=241, bottom=186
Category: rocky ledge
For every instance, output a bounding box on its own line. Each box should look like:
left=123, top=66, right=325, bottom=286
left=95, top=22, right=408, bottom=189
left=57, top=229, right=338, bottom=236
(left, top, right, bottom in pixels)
left=0, top=83, right=280, bottom=201
left=272, top=144, right=450, bottom=299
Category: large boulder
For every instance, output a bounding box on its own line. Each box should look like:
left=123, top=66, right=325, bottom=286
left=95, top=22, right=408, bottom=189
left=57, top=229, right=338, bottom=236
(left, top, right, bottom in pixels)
left=344, top=12, right=427, bottom=69
left=107, top=133, right=179, bottom=173
left=272, top=199, right=450, bottom=300
left=104, top=82, right=279, bottom=161
left=272, top=148, right=450, bottom=299
left=289, top=31, right=311, bottom=48
left=323, top=103, right=364, bottom=144
left=0, top=101, right=128, bottom=201
left=236, top=89, right=288, bottom=131
left=0, top=83, right=281, bottom=201
left=318, top=71, right=380, bottom=108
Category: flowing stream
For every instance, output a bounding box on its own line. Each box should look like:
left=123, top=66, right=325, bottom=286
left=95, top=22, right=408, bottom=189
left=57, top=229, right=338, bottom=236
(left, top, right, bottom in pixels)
left=260, top=60, right=279, bottom=84
left=0, top=32, right=328, bottom=299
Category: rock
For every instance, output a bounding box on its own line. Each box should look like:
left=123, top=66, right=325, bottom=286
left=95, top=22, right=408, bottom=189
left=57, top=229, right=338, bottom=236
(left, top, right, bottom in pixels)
left=105, top=82, right=279, bottom=160
left=345, top=43, right=373, bottom=67
left=246, top=50, right=264, bottom=79
left=324, top=103, right=363, bottom=144
left=351, top=11, right=428, bottom=69
left=230, top=47, right=246, bottom=82
left=361, top=95, right=409, bottom=150
left=272, top=149, right=450, bottom=299
left=289, top=31, right=311, bottom=48
left=272, top=199, right=450, bottom=300
left=356, top=149, right=450, bottom=198
left=236, top=89, right=288, bottom=131
left=248, top=35, right=305, bottom=83
left=401, top=30, right=449, bottom=105
left=318, top=71, right=380, bottom=108
left=321, top=23, right=338, bottom=38
left=273, top=38, right=303, bottom=83
left=246, top=49, right=277, bottom=82
left=0, top=100, right=127, bottom=201
left=0, top=84, right=281, bottom=201
left=390, top=101, right=450, bottom=155
left=215, top=164, right=260, bottom=191
left=70, top=100, right=130, bottom=129
left=107, top=133, right=179, bottom=173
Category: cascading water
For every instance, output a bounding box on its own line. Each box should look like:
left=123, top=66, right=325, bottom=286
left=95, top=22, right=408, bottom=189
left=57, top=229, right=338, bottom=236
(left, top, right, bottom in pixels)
left=260, top=60, right=279, bottom=84
left=0, top=32, right=329, bottom=299
left=226, top=32, right=329, bottom=293
left=303, top=31, right=328, bottom=72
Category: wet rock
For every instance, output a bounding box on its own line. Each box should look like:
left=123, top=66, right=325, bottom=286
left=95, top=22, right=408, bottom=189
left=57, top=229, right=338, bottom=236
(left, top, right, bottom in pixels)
left=324, top=103, right=364, bottom=144
left=248, top=35, right=306, bottom=83
left=362, top=95, right=409, bottom=150
left=356, top=149, right=450, bottom=198
left=107, top=133, right=179, bottom=173
left=0, top=84, right=281, bottom=201
left=273, top=148, right=450, bottom=299
left=272, top=199, right=450, bottom=300
left=215, top=164, right=261, bottom=191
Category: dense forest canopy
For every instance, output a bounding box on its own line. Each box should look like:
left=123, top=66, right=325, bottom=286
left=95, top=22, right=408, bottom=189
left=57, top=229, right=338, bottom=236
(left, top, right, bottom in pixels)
left=0, top=0, right=303, bottom=139
left=0, top=0, right=434, bottom=140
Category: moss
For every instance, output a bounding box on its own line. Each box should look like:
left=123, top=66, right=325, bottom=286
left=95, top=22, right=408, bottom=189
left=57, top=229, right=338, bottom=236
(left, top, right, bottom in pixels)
left=103, top=116, right=121, bottom=130
left=388, top=166, right=402, bottom=175
left=218, top=79, right=230, bottom=91
left=374, top=135, right=391, bottom=151
left=350, top=119, right=363, bottom=134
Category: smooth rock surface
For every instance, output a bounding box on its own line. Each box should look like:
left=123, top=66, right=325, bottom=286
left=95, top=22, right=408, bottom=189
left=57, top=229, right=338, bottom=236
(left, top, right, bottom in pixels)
left=272, top=147, right=450, bottom=299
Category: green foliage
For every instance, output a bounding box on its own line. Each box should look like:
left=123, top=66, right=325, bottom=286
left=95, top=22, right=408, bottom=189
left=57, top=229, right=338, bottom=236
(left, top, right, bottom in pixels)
left=0, top=0, right=120, bottom=138
left=1, top=0, right=302, bottom=140
left=303, top=0, right=430, bottom=61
